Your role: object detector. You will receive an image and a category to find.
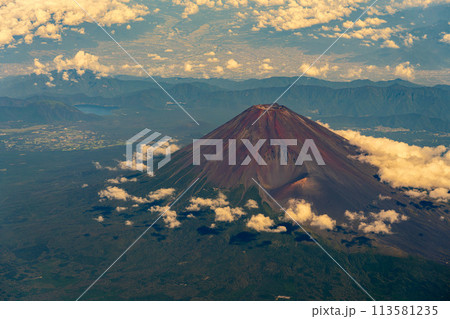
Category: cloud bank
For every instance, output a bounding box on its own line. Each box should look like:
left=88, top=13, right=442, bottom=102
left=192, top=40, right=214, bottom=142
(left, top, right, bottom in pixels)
left=335, top=129, right=450, bottom=201
left=0, top=0, right=149, bottom=47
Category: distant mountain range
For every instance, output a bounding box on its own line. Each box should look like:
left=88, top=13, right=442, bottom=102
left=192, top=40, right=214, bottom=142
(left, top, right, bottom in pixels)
left=0, top=70, right=449, bottom=132
left=0, top=97, right=98, bottom=124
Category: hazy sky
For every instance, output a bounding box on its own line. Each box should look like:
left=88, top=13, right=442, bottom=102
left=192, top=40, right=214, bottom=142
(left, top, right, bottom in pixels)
left=0, top=0, right=449, bottom=84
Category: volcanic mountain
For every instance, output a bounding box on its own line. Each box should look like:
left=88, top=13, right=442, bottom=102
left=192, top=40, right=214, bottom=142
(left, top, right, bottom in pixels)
left=164, top=104, right=388, bottom=213
left=154, top=104, right=449, bottom=262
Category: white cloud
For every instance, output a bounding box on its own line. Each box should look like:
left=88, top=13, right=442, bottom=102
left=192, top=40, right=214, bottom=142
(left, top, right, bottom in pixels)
left=335, top=130, right=450, bottom=195
left=184, top=62, right=194, bottom=72
left=310, top=214, right=337, bottom=230
left=389, top=0, right=449, bottom=10
left=246, top=214, right=286, bottom=232
left=98, top=186, right=175, bottom=204
left=148, top=53, right=168, bottom=61
left=226, top=59, right=242, bottom=69
left=402, top=33, right=417, bottom=47
left=341, top=26, right=400, bottom=42
left=245, top=199, right=259, bottom=209
left=343, top=17, right=387, bottom=29
left=381, top=39, right=399, bottom=49
left=94, top=216, right=104, bottom=222
left=299, top=63, right=330, bottom=77
left=53, top=51, right=113, bottom=76
left=358, top=220, right=392, bottom=234
left=148, top=188, right=176, bottom=201
left=213, top=66, right=224, bottom=73
left=252, top=0, right=368, bottom=31
left=186, top=192, right=229, bottom=211
left=107, top=177, right=138, bottom=184
left=93, top=161, right=118, bottom=171
left=186, top=191, right=246, bottom=222
left=99, top=186, right=130, bottom=201
left=285, top=199, right=336, bottom=230
left=214, top=206, right=245, bottom=222
left=345, top=209, right=408, bottom=234
left=259, top=62, right=273, bottom=71
left=0, top=0, right=149, bottom=47
left=405, top=188, right=450, bottom=202
left=116, top=140, right=180, bottom=174
left=342, top=67, right=363, bottom=79
left=428, top=188, right=450, bottom=201
left=115, top=206, right=127, bottom=212
left=149, top=205, right=181, bottom=228
left=439, top=33, right=450, bottom=44
left=393, top=61, right=415, bottom=79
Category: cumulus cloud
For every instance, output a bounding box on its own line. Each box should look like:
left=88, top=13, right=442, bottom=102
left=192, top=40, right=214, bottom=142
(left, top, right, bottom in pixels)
left=107, top=177, right=138, bottom=184
left=149, top=205, right=181, bottom=228
left=0, top=0, right=149, bottom=47
left=116, top=140, right=180, bottom=174
left=245, top=199, right=259, bottom=209
left=186, top=191, right=246, bottom=222
left=299, top=63, right=330, bottom=77
left=405, top=188, right=450, bottom=202
left=389, top=0, right=449, bottom=11
left=214, top=206, right=245, bottom=222
left=99, top=186, right=130, bottom=201
left=345, top=209, right=408, bottom=234
left=285, top=199, right=336, bottom=230
left=115, top=206, right=127, bottom=212
left=342, top=67, right=363, bottom=79
left=259, top=62, right=273, bottom=72
left=94, top=216, right=104, bottom=222
left=98, top=187, right=175, bottom=204
left=335, top=130, right=450, bottom=199
left=246, top=214, right=286, bottom=232
left=393, top=61, right=415, bottom=79
left=93, top=161, right=118, bottom=171
left=186, top=192, right=229, bottom=211
left=213, top=66, right=224, bottom=73
left=226, top=59, right=242, bottom=69
left=381, top=39, right=399, bottom=49
left=33, top=51, right=114, bottom=79
left=440, top=33, right=450, bottom=44
left=148, top=188, right=176, bottom=201
left=252, top=0, right=368, bottom=31
left=125, top=220, right=134, bottom=226
left=343, top=17, right=387, bottom=29
left=148, top=53, right=168, bottom=61
left=53, top=51, right=113, bottom=76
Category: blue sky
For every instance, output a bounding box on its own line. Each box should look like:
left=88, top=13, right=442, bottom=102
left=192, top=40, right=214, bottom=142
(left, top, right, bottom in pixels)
left=0, top=0, right=449, bottom=84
